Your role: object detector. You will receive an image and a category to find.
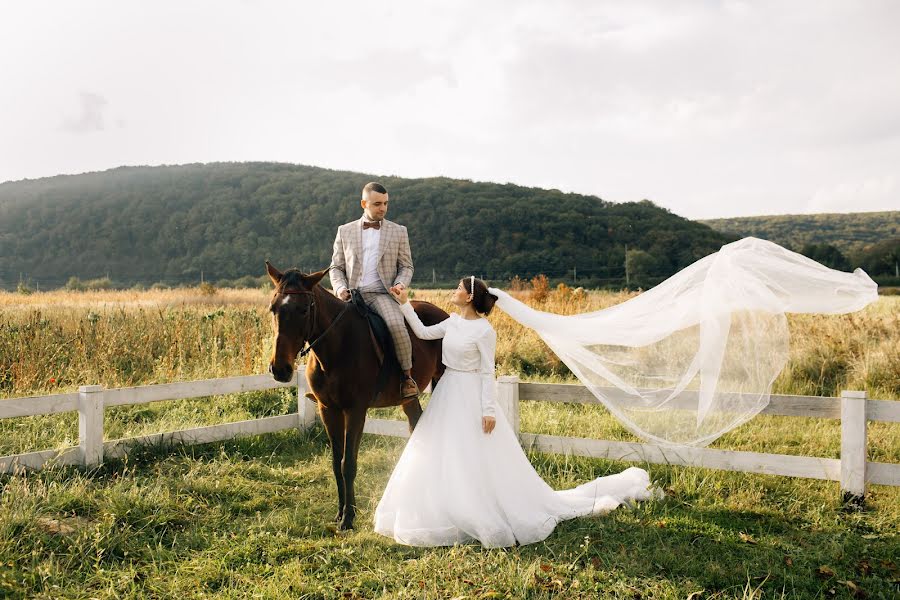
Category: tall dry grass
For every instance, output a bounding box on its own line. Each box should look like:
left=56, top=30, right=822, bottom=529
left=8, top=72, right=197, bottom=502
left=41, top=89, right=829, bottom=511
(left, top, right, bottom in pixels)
left=1, top=285, right=897, bottom=400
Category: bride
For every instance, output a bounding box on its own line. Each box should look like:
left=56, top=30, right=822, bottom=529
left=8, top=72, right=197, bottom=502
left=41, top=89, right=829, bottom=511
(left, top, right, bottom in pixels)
left=374, top=276, right=653, bottom=548
left=373, top=238, right=878, bottom=547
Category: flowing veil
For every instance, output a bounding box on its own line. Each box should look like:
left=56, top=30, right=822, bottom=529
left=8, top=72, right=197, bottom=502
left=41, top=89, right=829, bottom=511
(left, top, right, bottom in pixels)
left=488, top=237, right=878, bottom=446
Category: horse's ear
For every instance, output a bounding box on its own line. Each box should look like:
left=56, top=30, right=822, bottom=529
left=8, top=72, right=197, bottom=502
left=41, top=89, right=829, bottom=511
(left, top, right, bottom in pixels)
left=265, top=261, right=283, bottom=286
left=304, top=268, right=328, bottom=287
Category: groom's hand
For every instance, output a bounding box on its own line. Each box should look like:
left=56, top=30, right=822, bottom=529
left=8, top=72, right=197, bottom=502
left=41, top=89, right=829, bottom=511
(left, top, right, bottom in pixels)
left=389, top=285, right=409, bottom=304
left=339, top=290, right=351, bottom=301
left=482, top=416, right=496, bottom=434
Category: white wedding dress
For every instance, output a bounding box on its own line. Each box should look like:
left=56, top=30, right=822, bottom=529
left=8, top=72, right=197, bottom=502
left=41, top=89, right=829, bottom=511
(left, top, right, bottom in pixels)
left=373, top=302, right=653, bottom=548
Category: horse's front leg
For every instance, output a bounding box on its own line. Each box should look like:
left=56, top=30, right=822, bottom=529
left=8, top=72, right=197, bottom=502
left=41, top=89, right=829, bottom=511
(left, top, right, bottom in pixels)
left=318, top=403, right=346, bottom=523
left=339, top=407, right=367, bottom=530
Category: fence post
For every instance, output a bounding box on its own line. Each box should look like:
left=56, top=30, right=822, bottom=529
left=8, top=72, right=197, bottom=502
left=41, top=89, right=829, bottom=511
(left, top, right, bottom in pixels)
left=78, top=385, right=104, bottom=467
left=840, top=390, right=867, bottom=507
left=296, top=370, right=317, bottom=430
left=496, top=375, right=520, bottom=440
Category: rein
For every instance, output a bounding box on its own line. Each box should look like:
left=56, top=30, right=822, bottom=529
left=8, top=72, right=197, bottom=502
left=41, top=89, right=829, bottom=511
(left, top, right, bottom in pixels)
left=279, top=287, right=351, bottom=358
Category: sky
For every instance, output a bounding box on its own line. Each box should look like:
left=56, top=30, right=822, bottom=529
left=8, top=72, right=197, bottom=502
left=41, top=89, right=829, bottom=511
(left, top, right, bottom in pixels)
left=2, top=0, right=899, bottom=219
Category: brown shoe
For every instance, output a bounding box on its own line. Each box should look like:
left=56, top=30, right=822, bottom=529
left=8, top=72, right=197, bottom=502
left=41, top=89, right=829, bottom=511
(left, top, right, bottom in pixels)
left=401, top=377, right=419, bottom=399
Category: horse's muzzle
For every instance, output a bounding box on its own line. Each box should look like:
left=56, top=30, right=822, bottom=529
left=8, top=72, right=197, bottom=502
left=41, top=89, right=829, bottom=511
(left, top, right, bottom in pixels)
left=270, top=362, right=294, bottom=383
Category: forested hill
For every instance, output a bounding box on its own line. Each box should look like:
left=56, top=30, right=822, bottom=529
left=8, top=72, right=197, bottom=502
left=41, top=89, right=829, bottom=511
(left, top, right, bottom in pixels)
left=0, top=162, right=731, bottom=290
left=701, top=211, right=899, bottom=256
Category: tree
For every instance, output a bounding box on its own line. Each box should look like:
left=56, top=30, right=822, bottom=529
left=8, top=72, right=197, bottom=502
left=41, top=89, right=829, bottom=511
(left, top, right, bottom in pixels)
left=800, top=243, right=850, bottom=271
left=625, top=249, right=664, bottom=287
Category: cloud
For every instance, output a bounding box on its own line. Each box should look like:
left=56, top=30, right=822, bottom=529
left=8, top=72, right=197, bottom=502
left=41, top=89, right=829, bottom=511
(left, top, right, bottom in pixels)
left=60, top=92, right=108, bottom=133
left=300, top=50, right=457, bottom=93
left=809, top=175, right=897, bottom=214
left=2, top=1, right=898, bottom=217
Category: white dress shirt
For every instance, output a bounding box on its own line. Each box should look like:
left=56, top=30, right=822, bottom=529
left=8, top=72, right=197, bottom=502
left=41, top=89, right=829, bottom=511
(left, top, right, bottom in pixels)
left=359, top=221, right=382, bottom=288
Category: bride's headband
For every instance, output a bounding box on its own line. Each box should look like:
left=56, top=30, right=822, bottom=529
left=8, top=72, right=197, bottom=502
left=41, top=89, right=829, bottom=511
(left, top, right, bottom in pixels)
left=468, top=275, right=475, bottom=303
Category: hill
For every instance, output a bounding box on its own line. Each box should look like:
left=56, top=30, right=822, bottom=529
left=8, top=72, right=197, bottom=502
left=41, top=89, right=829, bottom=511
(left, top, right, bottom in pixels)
left=701, top=211, right=899, bottom=256
left=0, top=163, right=730, bottom=290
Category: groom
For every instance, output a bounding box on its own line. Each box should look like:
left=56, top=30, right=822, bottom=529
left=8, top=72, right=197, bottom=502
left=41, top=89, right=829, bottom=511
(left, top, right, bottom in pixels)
left=329, top=182, right=419, bottom=399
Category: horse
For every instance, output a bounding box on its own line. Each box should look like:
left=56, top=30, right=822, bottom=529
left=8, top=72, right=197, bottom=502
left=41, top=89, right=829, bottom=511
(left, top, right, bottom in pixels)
left=265, top=262, right=448, bottom=530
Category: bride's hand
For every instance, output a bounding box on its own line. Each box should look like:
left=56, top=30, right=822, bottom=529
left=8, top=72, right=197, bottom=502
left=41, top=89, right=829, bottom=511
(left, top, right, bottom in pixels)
left=482, top=416, right=496, bottom=434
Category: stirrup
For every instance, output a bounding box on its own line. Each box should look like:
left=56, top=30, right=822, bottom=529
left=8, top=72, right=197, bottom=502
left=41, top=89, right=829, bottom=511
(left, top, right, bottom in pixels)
left=401, top=377, right=419, bottom=399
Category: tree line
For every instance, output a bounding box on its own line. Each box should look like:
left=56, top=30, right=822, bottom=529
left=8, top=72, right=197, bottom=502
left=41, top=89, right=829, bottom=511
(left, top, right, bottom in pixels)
left=1, top=163, right=895, bottom=292
left=0, top=162, right=731, bottom=291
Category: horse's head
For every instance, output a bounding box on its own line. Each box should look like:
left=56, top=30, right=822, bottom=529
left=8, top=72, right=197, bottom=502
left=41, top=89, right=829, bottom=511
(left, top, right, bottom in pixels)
left=266, top=261, right=328, bottom=382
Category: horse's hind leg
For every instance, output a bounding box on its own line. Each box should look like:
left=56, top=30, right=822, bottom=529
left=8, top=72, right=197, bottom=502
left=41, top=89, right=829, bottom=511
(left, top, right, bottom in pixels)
left=318, top=404, right=346, bottom=523
left=401, top=398, right=423, bottom=432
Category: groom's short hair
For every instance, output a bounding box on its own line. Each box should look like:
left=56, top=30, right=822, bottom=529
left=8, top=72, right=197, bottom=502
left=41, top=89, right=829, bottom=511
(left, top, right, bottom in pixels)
left=363, top=182, right=387, bottom=196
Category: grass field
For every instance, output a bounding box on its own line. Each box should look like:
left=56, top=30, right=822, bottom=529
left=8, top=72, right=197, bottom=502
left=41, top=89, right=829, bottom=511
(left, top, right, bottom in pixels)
left=1, top=287, right=898, bottom=598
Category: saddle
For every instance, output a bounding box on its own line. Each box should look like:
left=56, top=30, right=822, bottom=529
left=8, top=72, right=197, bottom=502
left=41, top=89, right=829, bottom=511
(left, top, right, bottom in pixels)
left=349, top=289, right=401, bottom=398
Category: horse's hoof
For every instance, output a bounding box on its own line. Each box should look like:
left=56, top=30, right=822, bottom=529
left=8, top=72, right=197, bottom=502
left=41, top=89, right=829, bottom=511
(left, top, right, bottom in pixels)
left=334, top=512, right=343, bottom=523
left=339, top=518, right=355, bottom=531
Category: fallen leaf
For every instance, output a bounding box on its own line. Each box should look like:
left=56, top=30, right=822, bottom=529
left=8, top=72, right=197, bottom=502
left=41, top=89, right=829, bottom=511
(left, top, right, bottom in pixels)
left=539, top=564, right=552, bottom=572
left=784, top=556, right=793, bottom=567
left=856, top=560, right=871, bottom=576
left=738, top=532, right=757, bottom=545
left=838, top=580, right=868, bottom=599
left=36, top=518, right=75, bottom=536
left=816, top=565, right=836, bottom=579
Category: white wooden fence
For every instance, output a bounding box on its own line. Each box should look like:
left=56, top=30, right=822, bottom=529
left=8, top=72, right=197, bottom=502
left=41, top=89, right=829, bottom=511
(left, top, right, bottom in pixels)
left=1, top=373, right=898, bottom=500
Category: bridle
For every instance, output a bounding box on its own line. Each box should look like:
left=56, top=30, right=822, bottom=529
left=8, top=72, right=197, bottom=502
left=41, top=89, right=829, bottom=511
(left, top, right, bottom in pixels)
left=276, top=286, right=351, bottom=359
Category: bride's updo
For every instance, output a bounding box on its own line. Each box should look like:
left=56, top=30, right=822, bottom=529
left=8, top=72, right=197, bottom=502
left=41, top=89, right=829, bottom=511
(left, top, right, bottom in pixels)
left=463, top=277, right=499, bottom=316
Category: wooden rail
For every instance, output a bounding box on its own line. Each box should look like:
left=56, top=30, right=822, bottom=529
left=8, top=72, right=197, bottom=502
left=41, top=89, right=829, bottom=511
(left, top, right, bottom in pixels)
left=1, top=373, right=897, bottom=501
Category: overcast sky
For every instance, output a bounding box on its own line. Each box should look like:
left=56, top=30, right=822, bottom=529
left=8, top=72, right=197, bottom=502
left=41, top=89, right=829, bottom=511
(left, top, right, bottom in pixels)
left=2, top=0, right=898, bottom=219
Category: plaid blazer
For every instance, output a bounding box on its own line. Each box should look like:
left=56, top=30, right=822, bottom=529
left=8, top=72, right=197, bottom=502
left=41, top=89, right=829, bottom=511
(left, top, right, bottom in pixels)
left=329, top=217, right=414, bottom=297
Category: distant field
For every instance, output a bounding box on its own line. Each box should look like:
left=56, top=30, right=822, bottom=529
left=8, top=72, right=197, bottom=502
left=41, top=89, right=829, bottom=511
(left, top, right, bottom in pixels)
left=2, top=285, right=897, bottom=401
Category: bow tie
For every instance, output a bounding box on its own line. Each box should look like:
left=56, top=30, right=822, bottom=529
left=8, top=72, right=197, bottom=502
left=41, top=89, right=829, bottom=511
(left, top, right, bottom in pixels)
left=362, top=220, right=382, bottom=230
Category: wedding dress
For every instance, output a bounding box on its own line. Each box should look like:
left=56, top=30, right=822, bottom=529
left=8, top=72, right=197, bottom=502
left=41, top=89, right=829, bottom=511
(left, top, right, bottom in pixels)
left=373, top=303, right=653, bottom=548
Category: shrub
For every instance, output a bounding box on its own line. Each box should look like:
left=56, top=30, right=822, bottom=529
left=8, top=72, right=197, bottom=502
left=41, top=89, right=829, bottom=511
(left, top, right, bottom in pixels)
left=65, top=276, right=86, bottom=291
left=531, top=274, right=549, bottom=302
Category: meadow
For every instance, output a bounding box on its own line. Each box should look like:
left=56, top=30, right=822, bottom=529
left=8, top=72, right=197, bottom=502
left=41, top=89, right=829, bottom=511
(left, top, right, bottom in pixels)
left=0, top=286, right=898, bottom=598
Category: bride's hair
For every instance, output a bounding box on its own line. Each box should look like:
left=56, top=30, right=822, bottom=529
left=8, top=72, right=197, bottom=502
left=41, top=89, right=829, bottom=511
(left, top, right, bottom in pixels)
left=462, top=277, right=498, bottom=316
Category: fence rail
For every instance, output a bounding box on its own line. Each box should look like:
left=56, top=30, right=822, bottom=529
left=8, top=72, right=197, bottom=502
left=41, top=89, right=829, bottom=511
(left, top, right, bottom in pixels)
left=1, top=373, right=898, bottom=501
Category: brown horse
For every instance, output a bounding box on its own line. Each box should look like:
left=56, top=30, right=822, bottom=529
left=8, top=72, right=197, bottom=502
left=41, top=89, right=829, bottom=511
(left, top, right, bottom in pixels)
left=265, top=262, right=448, bottom=530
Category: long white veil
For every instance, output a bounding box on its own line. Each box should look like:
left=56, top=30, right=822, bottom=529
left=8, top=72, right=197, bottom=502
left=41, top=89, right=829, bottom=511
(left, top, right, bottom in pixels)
left=488, top=237, right=878, bottom=447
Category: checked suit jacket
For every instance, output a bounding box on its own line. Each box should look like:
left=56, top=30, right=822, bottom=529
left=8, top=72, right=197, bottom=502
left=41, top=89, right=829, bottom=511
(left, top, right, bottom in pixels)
left=329, top=216, right=414, bottom=298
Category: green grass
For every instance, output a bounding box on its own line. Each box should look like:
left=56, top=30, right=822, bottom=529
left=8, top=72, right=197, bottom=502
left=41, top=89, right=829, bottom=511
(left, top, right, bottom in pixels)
left=1, top=396, right=898, bottom=599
